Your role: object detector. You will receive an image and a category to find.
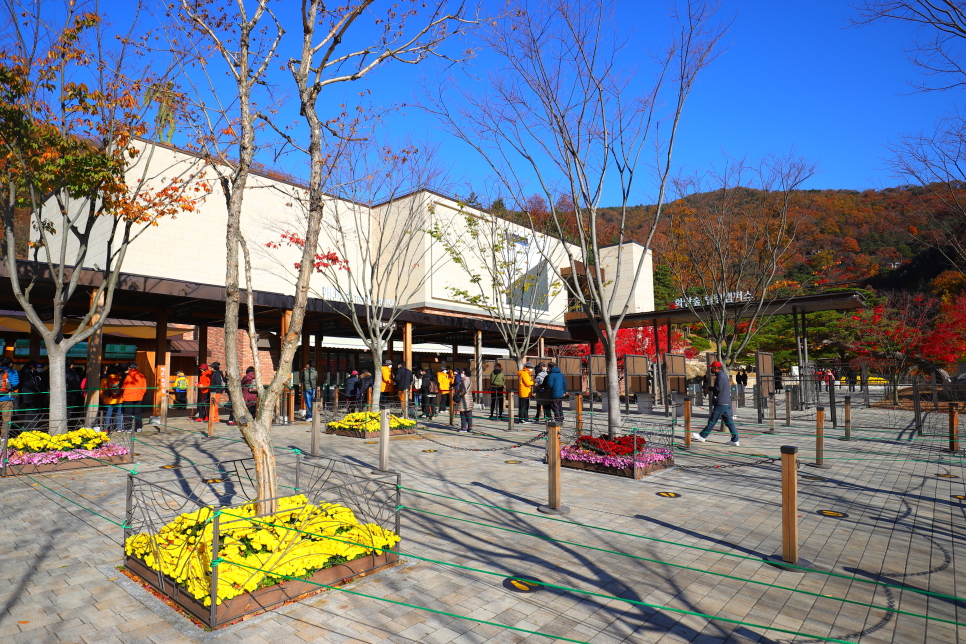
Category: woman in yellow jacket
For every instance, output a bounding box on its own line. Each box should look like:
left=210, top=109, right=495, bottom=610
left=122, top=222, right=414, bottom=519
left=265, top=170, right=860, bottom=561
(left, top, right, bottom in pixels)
left=380, top=360, right=395, bottom=396
left=437, top=367, right=454, bottom=411
left=517, top=362, right=534, bottom=423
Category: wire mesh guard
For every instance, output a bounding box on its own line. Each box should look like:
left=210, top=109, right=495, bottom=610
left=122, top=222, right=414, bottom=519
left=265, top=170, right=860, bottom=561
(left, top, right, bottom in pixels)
left=123, top=454, right=402, bottom=628
left=556, top=418, right=675, bottom=479
left=1, top=414, right=135, bottom=477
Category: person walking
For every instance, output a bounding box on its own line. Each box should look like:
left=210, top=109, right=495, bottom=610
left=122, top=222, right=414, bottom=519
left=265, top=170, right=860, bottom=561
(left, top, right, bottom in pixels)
left=194, top=363, right=212, bottom=422
left=543, top=362, right=566, bottom=424
left=18, top=361, right=43, bottom=431
left=517, top=362, right=535, bottom=423
left=121, top=363, right=147, bottom=432
left=489, top=364, right=506, bottom=420
left=394, top=361, right=414, bottom=414
left=456, top=367, right=474, bottom=432
left=692, top=361, right=739, bottom=446
left=0, top=356, right=20, bottom=438
left=301, top=360, right=318, bottom=421
left=422, top=366, right=439, bottom=419
left=735, top=367, right=748, bottom=405
left=101, top=365, right=124, bottom=432
left=171, top=371, right=189, bottom=409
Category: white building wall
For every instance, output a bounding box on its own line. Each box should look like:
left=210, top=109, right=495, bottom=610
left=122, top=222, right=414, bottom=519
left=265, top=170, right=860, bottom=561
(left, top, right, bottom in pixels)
left=599, top=243, right=655, bottom=314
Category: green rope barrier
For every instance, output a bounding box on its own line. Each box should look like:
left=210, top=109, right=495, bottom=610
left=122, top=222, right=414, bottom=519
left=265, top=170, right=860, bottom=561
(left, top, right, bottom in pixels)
left=400, top=506, right=965, bottom=627
left=219, top=537, right=860, bottom=644
left=17, top=473, right=128, bottom=528
left=399, top=486, right=966, bottom=604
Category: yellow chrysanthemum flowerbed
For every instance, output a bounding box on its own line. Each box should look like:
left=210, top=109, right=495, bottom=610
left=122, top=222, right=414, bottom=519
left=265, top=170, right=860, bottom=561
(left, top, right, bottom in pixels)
left=9, top=427, right=109, bottom=453
left=124, top=494, right=400, bottom=607
left=326, top=411, right=416, bottom=433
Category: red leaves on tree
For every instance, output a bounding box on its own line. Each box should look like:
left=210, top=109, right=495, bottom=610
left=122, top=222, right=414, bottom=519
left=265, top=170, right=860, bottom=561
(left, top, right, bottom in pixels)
left=267, top=231, right=348, bottom=272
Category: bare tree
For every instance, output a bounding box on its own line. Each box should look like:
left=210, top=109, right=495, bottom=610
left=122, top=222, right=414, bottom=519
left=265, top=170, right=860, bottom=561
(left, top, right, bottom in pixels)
left=430, top=200, right=563, bottom=369
left=428, top=0, right=726, bottom=435
left=661, top=155, right=816, bottom=369
left=853, top=1, right=966, bottom=92
left=285, top=1, right=474, bottom=412
left=0, top=1, right=207, bottom=433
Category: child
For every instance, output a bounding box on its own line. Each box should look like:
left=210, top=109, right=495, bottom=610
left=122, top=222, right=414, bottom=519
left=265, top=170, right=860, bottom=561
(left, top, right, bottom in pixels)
left=172, top=371, right=189, bottom=408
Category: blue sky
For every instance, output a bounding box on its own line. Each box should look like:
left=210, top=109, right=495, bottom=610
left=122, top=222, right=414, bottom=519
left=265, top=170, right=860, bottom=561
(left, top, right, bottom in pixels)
left=131, top=0, right=955, bottom=203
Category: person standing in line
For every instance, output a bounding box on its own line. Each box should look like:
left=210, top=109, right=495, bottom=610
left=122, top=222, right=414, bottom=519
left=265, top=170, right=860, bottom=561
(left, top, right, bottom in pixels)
left=18, top=361, right=42, bottom=431
left=412, top=368, right=424, bottom=414
left=773, top=365, right=784, bottom=392
left=235, top=366, right=259, bottom=422
left=207, top=362, right=226, bottom=424
left=437, top=366, right=453, bottom=412
left=359, top=370, right=374, bottom=409
left=171, top=371, right=189, bottom=409
left=517, top=362, right=535, bottom=423
left=456, top=367, right=474, bottom=432
left=692, top=361, right=739, bottom=446
left=101, top=365, right=124, bottom=432
left=735, top=367, right=748, bottom=401
left=0, top=356, right=20, bottom=438
left=121, top=362, right=147, bottom=432
left=533, top=362, right=548, bottom=421
left=65, top=361, right=83, bottom=429
left=543, top=362, right=567, bottom=424
left=846, top=367, right=858, bottom=392
left=301, top=360, right=318, bottom=421
left=422, top=366, right=439, bottom=419
left=345, top=370, right=361, bottom=412
left=381, top=359, right=396, bottom=404
left=489, top=364, right=506, bottom=420
left=194, top=363, right=212, bottom=422
left=394, top=361, right=414, bottom=414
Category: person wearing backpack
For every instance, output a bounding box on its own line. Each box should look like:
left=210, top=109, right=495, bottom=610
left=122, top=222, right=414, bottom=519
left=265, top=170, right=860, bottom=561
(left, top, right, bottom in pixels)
left=489, top=364, right=506, bottom=420
left=422, top=366, right=439, bottom=419
left=208, top=362, right=226, bottom=424
left=345, top=370, right=361, bottom=412
left=101, top=365, right=124, bottom=432
left=171, top=371, right=189, bottom=409
left=0, top=356, right=20, bottom=437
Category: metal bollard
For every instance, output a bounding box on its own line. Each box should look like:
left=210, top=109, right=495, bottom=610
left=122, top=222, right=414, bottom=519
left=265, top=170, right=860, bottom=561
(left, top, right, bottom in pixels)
left=785, top=389, right=791, bottom=426
left=815, top=406, right=827, bottom=468
left=913, top=378, right=923, bottom=434
left=507, top=392, right=514, bottom=431
left=538, top=422, right=570, bottom=515
left=311, top=400, right=320, bottom=457
left=829, top=380, right=838, bottom=429
left=683, top=395, right=692, bottom=449
left=949, top=403, right=960, bottom=453
left=766, top=393, right=776, bottom=434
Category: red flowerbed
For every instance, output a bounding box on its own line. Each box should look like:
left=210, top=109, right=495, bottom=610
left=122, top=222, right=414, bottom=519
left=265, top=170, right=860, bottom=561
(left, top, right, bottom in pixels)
left=575, top=434, right=647, bottom=457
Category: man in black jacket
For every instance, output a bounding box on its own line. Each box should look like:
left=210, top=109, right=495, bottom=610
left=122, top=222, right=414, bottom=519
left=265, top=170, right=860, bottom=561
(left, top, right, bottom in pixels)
left=394, top=361, right=414, bottom=414
left=209, top=362, right=226, bottom=424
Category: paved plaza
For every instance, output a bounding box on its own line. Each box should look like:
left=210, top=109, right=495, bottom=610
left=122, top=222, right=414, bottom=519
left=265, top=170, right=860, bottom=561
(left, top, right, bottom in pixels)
left=1, top=400, right=964, bottom=644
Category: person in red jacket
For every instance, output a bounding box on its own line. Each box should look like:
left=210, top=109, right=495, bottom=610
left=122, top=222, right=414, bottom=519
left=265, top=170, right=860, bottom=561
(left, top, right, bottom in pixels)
left=121, top=363, right=147, bottom=432
left=194, top=364, right=212, bottom=422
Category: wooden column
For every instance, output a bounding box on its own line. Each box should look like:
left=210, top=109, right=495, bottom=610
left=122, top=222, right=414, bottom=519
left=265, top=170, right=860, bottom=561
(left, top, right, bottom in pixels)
left=451, top=342, right=458, bottom=368
left=537, top=336, right=545, bottom=358
left=301, top=323, right=312, bottom=369
left=403, top=322, right=413, bottom=370
left=949, top=403, right=960, bottom=453
left=29, top=327, right=40, bottom=362
left=155, top=309, right=168, bottom=415
left=85, top=289, right=105, bottom=423
left=683, top=395, right=692, bottom=449
left=815, top=406, right=826, bottom=467
left=314, top=329, right=323, bottom=367
left=197, top=325, right=209, bottom=367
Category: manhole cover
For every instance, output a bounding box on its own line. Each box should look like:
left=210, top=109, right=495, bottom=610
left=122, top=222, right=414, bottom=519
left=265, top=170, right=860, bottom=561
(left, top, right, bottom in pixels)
left=656, top=492, right=681, bottom=498
left=505, top=460, right=522, bottom=464
left=423, top=449, right=437, bottom=453
left=816, top=510, right=848, bottom=518
left=502, top=577, right=543, bottom=593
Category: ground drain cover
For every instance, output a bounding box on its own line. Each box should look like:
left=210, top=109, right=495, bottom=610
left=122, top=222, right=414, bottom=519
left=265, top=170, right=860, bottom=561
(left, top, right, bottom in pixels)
left=937, top=473, right=959, bottom=478
left=816, top=510, right=848, bottom=518
left=505, top=460, right=522, bottom=464
left=656, top=492, right=681, bottom=498
left=423, top=449, right=437, bottom=453
left=503, top=577, right=543, bottom=593
left=953, top=495, right=966, bottom=500
left=160, top=465, right=182, bottom=469
left=364, top=441, right=378, bottom=444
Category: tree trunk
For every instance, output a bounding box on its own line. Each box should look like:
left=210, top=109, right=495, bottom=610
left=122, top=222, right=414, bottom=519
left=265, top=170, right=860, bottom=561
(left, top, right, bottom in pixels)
left=47, top=345, right=67, bottom=434
left=371, top=347, right=383, bottom=412
left=604, top=341, right=621, bottom=438
left=241, top=422, right=277, bottom=506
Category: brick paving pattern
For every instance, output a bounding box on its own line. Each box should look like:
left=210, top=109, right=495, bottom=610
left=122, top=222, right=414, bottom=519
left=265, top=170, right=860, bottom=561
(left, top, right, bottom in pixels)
left=1, top=399, right=964, bottom=643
